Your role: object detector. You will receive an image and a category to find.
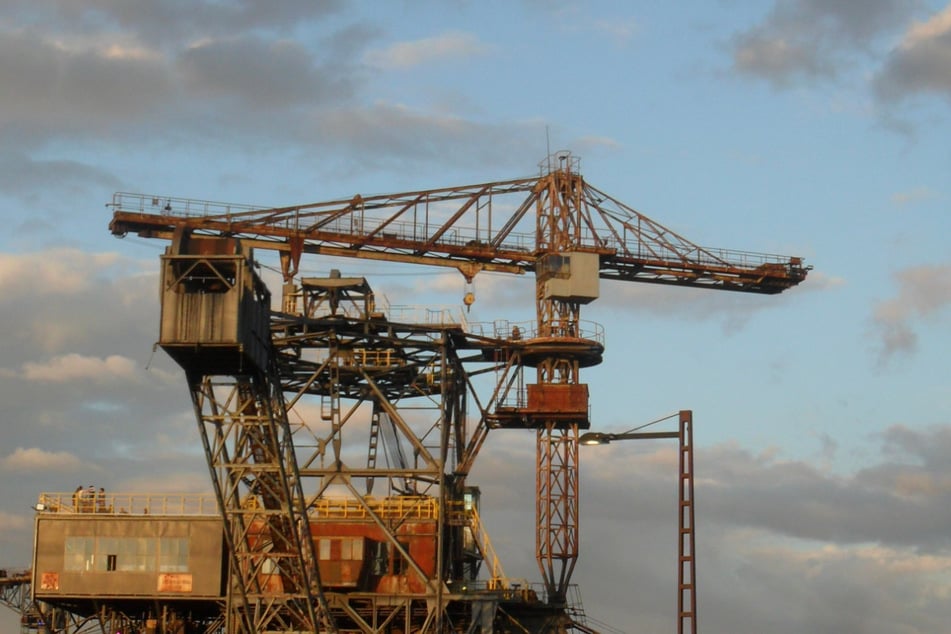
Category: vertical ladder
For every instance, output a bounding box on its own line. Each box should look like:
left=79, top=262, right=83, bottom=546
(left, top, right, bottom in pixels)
left=678, top=410, right=697, bottom=634
left=366, top=408, right=381, bottom=495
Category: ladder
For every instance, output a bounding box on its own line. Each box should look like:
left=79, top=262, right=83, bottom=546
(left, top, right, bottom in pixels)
left=678, top=410, right=697, bottom=634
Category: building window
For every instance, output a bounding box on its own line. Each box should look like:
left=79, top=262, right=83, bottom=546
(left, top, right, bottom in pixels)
left=64, top=537, right=95, bottom=571
left=119, top=537, right=155, bottom=572
left=340, top=537, right=365, bottom=560
left=96, top=537, right=118, bottom=572
left=62, top=537, right=187, bottom=574
left=159, top=538, right=189, bottom=572
left=370, top=541, right=387, bottom=575
left=393, top=542, right=410, bottom=575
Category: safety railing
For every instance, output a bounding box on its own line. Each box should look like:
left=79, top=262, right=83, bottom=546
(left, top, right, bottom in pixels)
left=35, top=492, right=219, bottom=516
left=309, top=496, right=438, bottom=520
left=467, top=318, right=605, bottom=344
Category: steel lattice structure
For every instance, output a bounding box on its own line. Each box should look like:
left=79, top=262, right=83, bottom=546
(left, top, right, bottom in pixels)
left=102, top=152, right=809, bottom=633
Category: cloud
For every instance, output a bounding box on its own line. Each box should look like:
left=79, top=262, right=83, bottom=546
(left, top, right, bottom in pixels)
left=1, top=447, right=83, bottom=472
left=2, top=0, right=347, bottom=48
left=313, top=102, right=545, bottom=171
left=873, top=4, right=951, bottom=104
left=16, top=353, right=140, bottom=384
left=698, top=533, right=951, bottom=633
left=730, top=0, right=918, bottom=87
left=178, top=35, right=357, bottom=110
left=0, top=250, right=159, bottom=358
left=0, top=152, right=122, bottom=207
left=545, top=5, right=638, bottom=47
left=0, top=5, right=363, bottom=152
left=0, top=7, right=546, bottom=188
left=582, top=422, right=951, bottom=553
left=573, top=135, right=622, bottom=154
left=891, top=186, right=939, bottom=207
left=0, top=249, right=124, bottom=295
left=871, top=262, right=951, bottom=363
left=574, top=423, right=951, bottom=632
left=0, top=24, right=174, bottom=144
left=0, top=511, right=30, bottom=532
left=594, top=281, right=786, bottom=334
left=364, top=31, right=489, bottom=70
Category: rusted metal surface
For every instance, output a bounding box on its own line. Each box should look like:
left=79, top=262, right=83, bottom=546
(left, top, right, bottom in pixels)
left=159, top=252, right=271, bottom=374
left=32, top=514, right=224, bottom=602
left=679, top=410, right=697, bottom=634
left=101, top=154, right=809, bottom=632
left=109, top=163, right=809, bottom=294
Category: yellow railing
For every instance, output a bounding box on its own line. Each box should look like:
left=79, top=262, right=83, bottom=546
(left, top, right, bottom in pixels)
left=444, top=501, right=508, bottom=589
left=467, top=504, right=507, bottom=589
left=36, top=492, right=219, bottom=516
left=309, top=496, right=438, bottom=520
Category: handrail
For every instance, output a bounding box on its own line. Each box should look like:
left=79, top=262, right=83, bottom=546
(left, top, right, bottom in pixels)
left=36, top=492, right=219, bottom=516
left=467, top=504, right=508, bottom=589
left=309, top=496, right=438, bottom=520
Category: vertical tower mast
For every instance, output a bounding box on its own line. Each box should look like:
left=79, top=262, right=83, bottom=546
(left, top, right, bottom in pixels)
left=534, top=152, right=592, bottom=605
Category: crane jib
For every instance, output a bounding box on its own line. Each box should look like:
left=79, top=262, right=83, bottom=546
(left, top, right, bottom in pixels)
left=109, top=179, right=808, bottom=295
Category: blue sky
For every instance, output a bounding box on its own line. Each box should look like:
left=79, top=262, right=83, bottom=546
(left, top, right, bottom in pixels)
left=1, top=1, right=950, bottom=632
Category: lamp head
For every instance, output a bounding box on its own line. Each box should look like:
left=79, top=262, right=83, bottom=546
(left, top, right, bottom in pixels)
left=579, top=432, right=610, bottom=445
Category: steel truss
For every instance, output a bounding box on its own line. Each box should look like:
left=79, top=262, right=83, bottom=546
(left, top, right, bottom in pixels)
left=269, top=283, right=483, bottom=631
left=1, top=572, right=225, bottom=634
left=106, top=153, right=809, bottom=632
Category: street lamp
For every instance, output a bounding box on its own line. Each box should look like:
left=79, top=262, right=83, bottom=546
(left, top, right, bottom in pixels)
left=579, top=430, right=678, bottom=445
left=580, top=410, right=697, bottom=634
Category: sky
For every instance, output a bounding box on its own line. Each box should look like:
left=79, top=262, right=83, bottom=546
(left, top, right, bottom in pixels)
left=0, top=0, right=950, bottom=632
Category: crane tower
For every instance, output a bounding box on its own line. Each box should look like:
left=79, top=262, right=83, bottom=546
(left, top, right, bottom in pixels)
left=108, top=152, right=808, bottom=633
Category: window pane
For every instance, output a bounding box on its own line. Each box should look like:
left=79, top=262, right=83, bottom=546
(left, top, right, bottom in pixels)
left=159, top=538, right=189, bottom=572
left=64, top=537, right=95, bottom=571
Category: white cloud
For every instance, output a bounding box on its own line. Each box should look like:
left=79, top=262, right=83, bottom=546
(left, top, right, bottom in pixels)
left=179, top=35, right=356, bottom=109
left=902, top=4, right=951, bottom=48
left=364, top=31, right=489, bottom=69
left=18, top=353, right=140, bottom=384
left=871, top=262, right=951, bottom=362
left=1, top=447, right=83, bottom=472
left=874, top=4, right=951, bottom=104
left=731, top=0, right=919, bottom=87
left=0, top=249, right=122, bottom=296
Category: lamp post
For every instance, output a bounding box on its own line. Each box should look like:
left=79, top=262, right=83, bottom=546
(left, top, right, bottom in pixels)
left=581, top=410, right=697, bottom=634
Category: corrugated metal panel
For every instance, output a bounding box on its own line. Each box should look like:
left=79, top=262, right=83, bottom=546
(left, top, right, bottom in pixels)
left=33, top=515, right=224, bottom=600
left=159, top=254, right=270, bottom=373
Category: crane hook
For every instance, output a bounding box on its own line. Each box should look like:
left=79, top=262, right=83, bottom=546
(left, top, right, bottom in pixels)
left=463, top=281, right=475, bottom=313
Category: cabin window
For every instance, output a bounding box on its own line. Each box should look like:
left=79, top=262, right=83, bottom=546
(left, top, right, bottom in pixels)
left=340, top=538, right=363, bottom=560
left=62, top=537, right=187, bottom=573
left=159, top=538, right=189, bottom=572
left=370, top=541, right=387, bottom=575
left=394, top=541, right=410, bottom=575
left=64, top=537, right=95, bottom=571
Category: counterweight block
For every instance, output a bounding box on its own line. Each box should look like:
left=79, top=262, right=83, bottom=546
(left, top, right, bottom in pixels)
left=158, top=238, right=271, bottom=375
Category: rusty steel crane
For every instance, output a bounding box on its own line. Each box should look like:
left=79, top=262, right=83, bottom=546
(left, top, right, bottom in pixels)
left=109, top=151, right=808, bottom=633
